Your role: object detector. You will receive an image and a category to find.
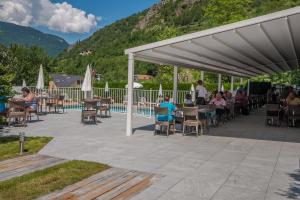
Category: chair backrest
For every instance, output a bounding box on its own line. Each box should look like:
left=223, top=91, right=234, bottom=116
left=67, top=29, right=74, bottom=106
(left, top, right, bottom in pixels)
left=176, top=104, right=183, bottom=110
left=184, top=103, right=195, bottom=107
left=83, top=100, right=97, bottom=110
left=8, top=101, right=26, bottom=111
left=154, top=107, right=168, bottom=116
left=266, top=104, right=280, bottom=112
left=58, top=95, right=65, bottom=101
left=288, top=105, right=300, bottom=116
left=182, top=107, right=198, bottom=118
left=101, top=98, right=111, bottom=105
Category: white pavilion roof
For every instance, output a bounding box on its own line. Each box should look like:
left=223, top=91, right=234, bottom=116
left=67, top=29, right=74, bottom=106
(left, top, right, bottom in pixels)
left=125, top=7, right=300, bottom=77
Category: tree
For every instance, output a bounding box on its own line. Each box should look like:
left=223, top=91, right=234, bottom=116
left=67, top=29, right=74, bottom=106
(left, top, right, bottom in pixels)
left=0, top=46, right=15, bottom=96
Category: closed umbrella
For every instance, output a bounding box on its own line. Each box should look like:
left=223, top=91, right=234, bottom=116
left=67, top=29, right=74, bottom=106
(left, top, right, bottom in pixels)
left=36, top=64, right=44, bottom=90
left=190, top=84, right=195, bottom=102
left=82, top=65, right=92, bottom=99
left=105, top=82, right=109, bottom=92
left=22, top=79, right=26, bottom=87
left=221, top=85, right=224, bottom=92
left=158, top=84, right=163, bottom=97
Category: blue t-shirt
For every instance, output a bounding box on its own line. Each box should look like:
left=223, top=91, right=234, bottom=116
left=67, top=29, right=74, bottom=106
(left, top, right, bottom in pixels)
left=157, top=102, right=176, bottom=122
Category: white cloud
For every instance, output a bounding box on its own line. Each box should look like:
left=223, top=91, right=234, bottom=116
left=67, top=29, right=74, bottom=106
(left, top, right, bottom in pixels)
left=0, top=0, right=99, bottom=33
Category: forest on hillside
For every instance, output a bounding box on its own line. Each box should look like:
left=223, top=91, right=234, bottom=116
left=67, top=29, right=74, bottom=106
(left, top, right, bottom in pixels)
left=54, top=0, right=300, bottom=85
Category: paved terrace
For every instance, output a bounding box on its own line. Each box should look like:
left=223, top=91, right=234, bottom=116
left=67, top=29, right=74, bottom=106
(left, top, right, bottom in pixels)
left=3, top=109, right=300, bottom=200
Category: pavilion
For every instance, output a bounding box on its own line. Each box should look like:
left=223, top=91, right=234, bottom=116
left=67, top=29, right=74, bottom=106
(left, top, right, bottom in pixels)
left=124, top=6, right=300, bottom=136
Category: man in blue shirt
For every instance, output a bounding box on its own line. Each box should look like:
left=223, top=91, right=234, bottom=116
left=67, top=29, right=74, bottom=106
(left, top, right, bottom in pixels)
left=157, top=96, right=176, bottom=122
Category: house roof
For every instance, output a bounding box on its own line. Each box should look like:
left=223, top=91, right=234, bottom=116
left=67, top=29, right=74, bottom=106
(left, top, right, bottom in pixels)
left=49, top=73, right=83, bottom=87
left=125, top=7, right=300, bottom=77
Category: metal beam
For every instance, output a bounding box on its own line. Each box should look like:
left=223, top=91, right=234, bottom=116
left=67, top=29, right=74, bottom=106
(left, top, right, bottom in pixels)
left=234, top=29, right=284, bottom=72
left=170, top=44, right=264, bottom=75
left=285, top=17, right=299, bottom=69
left=259, top=23, right=291, bottom=71
left=135, top=54, right=251, bottom=78
left=191, top=40, right=274, bottom=75
left=173, top=66, right=178, bottom=103
left=152, top=49, right=258, bottom=77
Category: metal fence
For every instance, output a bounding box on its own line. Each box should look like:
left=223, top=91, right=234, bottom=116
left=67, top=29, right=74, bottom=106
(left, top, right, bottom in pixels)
left=29, top=87, right=190, bottom=117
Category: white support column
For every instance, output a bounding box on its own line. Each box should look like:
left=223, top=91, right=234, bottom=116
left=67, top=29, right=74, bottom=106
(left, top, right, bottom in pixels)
left=173, top=66, right=178, bottom=103
left=247, top=79, right=250, bottom=96
left=230, top=76, right=234, bottom=92
left=126, top=53, right=134, bottom=136
left=218, top=74, right=222, bottom=91
left=200, top=71, right=204, bottom=82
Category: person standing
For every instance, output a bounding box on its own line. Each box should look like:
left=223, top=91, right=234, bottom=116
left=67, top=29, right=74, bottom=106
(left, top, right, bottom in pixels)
left=196, top=80, right=207, bottom=105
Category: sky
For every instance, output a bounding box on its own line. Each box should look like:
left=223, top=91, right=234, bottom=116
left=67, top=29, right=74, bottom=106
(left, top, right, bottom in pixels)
left=0, top=0, right=159, bottom=44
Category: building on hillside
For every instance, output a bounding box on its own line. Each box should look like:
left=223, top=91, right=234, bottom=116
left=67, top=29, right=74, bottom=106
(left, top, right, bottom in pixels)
left=79, top=50, right=93, bottom=56
left=49, top=73, right=83, bottom=88
left=134, top=74, right=153, bottom=81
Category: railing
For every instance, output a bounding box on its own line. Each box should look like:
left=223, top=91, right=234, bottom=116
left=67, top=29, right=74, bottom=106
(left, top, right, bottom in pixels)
left=28, top=87, right=191, bottom=117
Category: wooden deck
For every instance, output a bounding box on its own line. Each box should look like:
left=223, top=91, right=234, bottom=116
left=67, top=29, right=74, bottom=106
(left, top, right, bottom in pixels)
left=0, top=154, right=66, bottom=181
left=39, top=167, right=160, bottom=200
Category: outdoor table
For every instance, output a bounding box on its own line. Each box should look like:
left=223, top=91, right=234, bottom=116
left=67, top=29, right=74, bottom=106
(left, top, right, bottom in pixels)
left=37, top=96, right=54, bottom=113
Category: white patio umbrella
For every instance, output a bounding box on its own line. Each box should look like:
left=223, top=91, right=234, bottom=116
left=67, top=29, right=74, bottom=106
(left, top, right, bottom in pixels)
left=221, top=85, right=224, bottom=92
left=22, top=79, right=26, bottom=87
left=36, top=64, right=44, bottom=90
left=190, top=84, right=196, bottom=102
left=105, top=81, right=109, bottom=92
left=158, top=84, right=163, bottom=96
left=82, top=65, right=92, bottom=99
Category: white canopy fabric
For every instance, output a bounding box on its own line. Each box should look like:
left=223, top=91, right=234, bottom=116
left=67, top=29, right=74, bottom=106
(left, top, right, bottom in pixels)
left=82, top=65, right=92, bottom=92
left=36, top=65, right=44, bottom=89
left=158, top=84, right=163, bottom=96
left=22, top=79, right=26, bottom=87
left=125, top=82, right=143, bottom=89
left=105, top=81, right=109, bottom=92
left=125, top=7, right=300, bottom=77
left=190, top=84, right=195, bottom=102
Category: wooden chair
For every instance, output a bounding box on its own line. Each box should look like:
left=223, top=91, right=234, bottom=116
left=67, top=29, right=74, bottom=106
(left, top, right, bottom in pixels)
left=99, top=98, right=111, bottom=118
left=287, top=105, right=300, bottom=127
left=27, top=99, right=39, bottom=121
left=154, top=107, right=175, bottom=137
left=265, top=104, right=280, bottom=126
left=54, top=95, right=65, bottom=113
left=7, top=101, right=27, bottom=127
left=182, top=107, right=204, bottom=136
left=81, top=100, right=98, bottom=124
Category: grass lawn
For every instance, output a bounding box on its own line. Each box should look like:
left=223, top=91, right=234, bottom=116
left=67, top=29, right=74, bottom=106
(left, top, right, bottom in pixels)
left=0, top=160, right=110, bottom=200
left=0, top=136, right=53, bottom=161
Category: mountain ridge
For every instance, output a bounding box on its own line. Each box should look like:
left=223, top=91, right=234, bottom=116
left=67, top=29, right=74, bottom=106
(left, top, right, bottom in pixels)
left=0, top=21, right=69, bottom=56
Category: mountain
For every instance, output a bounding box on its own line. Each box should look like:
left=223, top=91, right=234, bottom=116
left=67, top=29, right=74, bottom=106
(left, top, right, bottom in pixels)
left=56, top=0, right=300, bottom=81
left=0, top=21, right=69, bottom=56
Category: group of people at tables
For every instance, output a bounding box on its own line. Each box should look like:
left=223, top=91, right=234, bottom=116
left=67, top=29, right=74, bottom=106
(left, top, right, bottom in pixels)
left=266, top=86, right=300, bottom=125
left=156, top=80, right=249, bottom=126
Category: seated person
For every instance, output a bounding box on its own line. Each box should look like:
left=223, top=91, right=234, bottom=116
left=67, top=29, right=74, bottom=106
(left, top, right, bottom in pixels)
left=286, top=91, right=300, bottom=106
left=209, top=92, right=226, bottom=120
left=157, top=96, right=176, bottom=122
left=184, top=93, right=194, bottom=107
left=14, top=87, right=37, bottom=110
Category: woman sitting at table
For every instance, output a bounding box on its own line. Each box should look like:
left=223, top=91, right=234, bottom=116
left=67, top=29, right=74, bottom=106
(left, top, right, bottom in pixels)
left=209, top=92, right=226, bottom=121
left=184, top=93, right=194, bottom=107
left=14, top=87, right=37, bottom=110
left=157, top=96, right=176, bottom=122
left=286, top=91, right=300, bottom=106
